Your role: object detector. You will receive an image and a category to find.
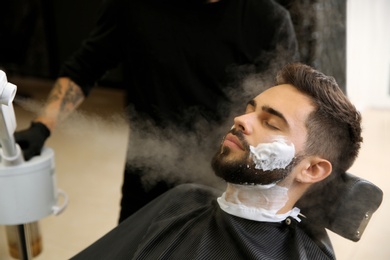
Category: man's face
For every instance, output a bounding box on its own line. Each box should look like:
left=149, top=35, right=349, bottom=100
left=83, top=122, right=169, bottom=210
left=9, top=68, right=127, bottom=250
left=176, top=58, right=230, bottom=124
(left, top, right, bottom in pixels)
left=212, top=84, right=314, bottom=185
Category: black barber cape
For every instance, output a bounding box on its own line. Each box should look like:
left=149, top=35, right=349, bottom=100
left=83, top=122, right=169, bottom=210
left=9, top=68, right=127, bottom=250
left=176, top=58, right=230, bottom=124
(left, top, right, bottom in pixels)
left=71, top=184, right=335, bottom=259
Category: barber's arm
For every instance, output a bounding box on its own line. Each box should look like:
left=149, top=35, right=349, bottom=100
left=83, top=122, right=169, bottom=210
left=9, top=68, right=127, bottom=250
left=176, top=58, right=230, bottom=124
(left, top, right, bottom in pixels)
left=15, top=77, right=85, bottom=160
left=15, top=0, right=122, bottom=161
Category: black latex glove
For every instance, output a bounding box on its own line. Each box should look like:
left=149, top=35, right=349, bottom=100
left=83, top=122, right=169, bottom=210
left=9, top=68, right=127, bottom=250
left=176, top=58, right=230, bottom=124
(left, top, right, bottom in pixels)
left=14, top=122, right=51, bottom=161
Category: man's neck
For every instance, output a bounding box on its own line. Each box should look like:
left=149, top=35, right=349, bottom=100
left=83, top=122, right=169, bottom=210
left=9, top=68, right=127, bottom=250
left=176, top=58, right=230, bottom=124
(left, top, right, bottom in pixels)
left=224, top=183, right=293, bottom=214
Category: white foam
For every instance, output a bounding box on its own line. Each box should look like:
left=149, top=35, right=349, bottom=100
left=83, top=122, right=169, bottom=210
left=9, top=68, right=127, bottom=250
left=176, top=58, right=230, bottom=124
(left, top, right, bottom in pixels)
left=249, top=136, right=295, bottom=171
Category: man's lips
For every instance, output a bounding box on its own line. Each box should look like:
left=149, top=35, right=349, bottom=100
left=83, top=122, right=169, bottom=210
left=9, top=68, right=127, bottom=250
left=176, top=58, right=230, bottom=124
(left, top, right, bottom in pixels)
left=223, top=133, right=245, bottom=150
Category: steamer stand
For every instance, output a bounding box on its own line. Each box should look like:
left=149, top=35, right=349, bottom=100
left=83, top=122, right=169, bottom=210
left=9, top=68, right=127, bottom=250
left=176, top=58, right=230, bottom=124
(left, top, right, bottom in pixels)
left=0, top=71, right=68, bottom=259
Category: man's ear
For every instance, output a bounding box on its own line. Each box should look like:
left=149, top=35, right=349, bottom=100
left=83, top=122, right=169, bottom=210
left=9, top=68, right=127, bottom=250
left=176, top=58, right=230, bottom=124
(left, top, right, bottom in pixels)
left=298, top=156, right=332, bottom=184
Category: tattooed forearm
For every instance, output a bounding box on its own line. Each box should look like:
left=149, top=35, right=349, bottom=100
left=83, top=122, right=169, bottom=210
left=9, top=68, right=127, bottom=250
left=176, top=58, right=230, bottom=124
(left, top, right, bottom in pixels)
left=47, top=80, right=64, bottom=104
left=59, top=80, right=84, bottom=115
left=35, top=77, right=85, bottom=131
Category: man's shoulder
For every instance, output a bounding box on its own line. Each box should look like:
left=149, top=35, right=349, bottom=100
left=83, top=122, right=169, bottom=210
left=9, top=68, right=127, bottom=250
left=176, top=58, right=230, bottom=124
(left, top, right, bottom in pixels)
left=154, top=183, right=223, bottom=215
left=167, top=183, right=223, bottom=198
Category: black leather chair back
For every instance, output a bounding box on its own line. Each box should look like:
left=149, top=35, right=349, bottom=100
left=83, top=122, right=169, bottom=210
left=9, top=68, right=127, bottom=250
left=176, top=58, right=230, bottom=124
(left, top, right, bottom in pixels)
left=296, top=172, right=383, bottom=241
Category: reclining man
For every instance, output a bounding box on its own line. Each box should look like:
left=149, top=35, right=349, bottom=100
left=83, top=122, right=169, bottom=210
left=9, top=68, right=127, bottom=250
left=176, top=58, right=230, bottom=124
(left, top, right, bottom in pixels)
left=71, top=63, right=362, bottom=260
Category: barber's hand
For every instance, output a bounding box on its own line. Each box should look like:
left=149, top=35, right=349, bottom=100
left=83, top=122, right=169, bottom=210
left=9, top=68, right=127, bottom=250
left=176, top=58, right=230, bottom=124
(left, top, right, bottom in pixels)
left=14, top=122, right=51, bottom=161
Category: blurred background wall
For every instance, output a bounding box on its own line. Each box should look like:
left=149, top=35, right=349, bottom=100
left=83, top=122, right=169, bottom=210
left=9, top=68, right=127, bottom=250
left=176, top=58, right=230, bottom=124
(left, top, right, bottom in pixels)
left=0, top=0, right=99, bottom=79
left=346, top=0, right=390, bottom=109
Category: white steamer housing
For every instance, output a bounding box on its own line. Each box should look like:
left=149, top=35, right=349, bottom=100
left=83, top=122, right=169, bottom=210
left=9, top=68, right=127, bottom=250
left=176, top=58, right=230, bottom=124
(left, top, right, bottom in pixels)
left=0, top=70, right=68, bottom=225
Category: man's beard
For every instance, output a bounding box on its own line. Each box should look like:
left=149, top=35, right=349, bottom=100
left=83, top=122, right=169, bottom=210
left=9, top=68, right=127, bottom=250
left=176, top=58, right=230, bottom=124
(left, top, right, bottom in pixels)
left=211, top=129, right=300, bottom=185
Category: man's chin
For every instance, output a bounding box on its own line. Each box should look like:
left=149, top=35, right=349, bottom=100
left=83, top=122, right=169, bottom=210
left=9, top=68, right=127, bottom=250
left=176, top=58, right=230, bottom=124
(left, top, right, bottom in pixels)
left=211, top=151, right=292, bottom=186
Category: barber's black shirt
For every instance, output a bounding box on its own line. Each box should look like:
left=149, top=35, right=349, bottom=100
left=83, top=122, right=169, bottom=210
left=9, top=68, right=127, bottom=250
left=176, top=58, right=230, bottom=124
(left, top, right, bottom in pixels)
left=60, top=0, right=298, bottom=127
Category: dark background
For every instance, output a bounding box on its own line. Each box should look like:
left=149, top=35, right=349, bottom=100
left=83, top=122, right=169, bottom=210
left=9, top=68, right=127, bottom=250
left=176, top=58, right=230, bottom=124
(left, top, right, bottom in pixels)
left=0, top=0, right=346, bottom=92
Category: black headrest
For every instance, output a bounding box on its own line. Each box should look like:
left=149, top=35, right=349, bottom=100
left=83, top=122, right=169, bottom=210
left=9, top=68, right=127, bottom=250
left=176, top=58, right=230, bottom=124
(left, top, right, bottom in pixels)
left=296, top=172, right=383, bottom=241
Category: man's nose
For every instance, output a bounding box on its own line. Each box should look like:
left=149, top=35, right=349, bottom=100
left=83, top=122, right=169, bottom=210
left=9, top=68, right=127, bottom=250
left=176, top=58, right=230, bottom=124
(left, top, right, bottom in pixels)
left=233, top=113, right=255, bottom=135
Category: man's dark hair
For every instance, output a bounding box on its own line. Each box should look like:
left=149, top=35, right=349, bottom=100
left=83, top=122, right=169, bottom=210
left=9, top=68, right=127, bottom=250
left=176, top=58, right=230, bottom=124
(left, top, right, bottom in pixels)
left=275, top=63, right=362, bottom=173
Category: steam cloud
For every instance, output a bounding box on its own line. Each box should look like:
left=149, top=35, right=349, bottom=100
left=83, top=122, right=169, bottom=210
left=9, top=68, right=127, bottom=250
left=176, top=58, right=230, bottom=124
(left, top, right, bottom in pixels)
left=124, top=60, right=283, bottom=190
left=13, top=49, right=291, bottom=192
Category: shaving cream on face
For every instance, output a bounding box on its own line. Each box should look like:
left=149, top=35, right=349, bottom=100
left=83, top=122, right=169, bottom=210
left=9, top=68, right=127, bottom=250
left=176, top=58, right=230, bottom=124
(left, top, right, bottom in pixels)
left=249, top=137, right=295, bottom=171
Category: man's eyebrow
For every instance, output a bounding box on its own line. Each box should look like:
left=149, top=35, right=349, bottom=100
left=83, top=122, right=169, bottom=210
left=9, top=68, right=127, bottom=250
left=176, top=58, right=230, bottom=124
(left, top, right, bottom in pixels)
left=261, top=105, right=289, bottom=125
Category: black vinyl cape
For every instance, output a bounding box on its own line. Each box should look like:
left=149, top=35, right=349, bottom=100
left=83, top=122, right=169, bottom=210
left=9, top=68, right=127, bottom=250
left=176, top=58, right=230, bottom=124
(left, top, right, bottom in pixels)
left=71, top=184, right=335, bottom=259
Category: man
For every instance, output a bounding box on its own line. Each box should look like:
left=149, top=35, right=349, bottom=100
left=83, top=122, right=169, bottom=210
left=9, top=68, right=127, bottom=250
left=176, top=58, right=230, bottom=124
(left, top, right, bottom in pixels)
left=70, top=63, right=362, bottom=259
left=14, top=0, right=298, bottom=222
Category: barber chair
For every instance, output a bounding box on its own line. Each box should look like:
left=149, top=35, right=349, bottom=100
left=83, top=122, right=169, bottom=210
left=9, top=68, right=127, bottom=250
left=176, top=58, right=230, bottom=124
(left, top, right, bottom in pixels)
left=296, top=172, right=383, bottom=249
